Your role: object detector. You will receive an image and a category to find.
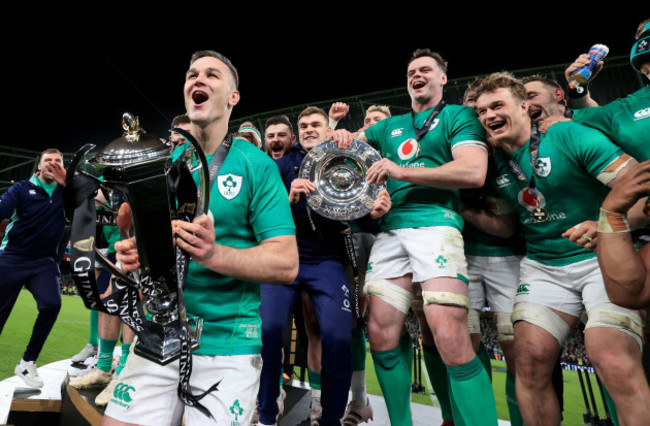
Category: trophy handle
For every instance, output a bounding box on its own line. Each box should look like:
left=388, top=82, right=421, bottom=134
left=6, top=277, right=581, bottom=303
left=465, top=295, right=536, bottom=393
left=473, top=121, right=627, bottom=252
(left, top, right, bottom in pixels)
left=64, top=143, right=96, bottom=186
left=94, top=248, right=138, bottom=287
left=170, top=127, right=211, bottom=216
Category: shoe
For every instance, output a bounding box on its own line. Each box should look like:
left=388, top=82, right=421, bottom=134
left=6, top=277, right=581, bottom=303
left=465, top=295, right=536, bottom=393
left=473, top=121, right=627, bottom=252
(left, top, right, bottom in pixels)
left=309, top=404, right=322, bottom=426
left=94, top=375, right=119, bottom=407
left=14, top=360, right=43, bottom=388
left=341, top=399, right=373, bottom=426
left=69, top=367, right=112, bottom=388
left=71, top=343, right=98, bottom=363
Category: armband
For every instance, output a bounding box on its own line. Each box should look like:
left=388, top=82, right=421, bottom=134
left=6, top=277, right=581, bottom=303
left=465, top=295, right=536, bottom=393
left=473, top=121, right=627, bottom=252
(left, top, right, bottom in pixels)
left=597, top=208, right=631, bottom=233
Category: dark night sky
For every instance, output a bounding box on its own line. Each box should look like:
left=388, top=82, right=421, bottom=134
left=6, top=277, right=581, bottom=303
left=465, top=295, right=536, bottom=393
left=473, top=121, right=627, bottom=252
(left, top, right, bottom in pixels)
left=7, top=5, right=646, bottom=154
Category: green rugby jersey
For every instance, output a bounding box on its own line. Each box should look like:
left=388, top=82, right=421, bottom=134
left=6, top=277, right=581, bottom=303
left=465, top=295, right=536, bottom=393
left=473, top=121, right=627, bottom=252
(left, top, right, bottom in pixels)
left=488, top=122, right=625, bottom=266
left=364, top=104, right=487, bottom=231
left=572, top=86, right=650, bottom=161
left=182, top=138, right=295, bottom=356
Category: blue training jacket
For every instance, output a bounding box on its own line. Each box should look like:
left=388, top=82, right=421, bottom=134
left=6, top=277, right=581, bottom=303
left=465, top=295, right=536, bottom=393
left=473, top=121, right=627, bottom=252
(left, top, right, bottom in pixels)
left=0, top=175, right=65, bottom=261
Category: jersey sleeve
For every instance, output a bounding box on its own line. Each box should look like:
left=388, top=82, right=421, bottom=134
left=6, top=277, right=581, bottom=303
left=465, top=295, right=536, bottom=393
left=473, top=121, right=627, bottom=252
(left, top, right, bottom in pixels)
left=0, top=182, right=21, bottom=220
left=571, top=105, right=615, bottom=138
left=560, top=123, right=628, bottom=185
left=248, top=156, right=296, bottom=242
left=363, top=119, right=388, bottom=152
left=448, top=106, right=488, bottom=152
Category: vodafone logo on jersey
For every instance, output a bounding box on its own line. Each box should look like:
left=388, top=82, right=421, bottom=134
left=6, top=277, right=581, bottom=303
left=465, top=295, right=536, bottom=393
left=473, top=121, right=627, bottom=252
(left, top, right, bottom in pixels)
left=397, top=139, right=419, bottom=160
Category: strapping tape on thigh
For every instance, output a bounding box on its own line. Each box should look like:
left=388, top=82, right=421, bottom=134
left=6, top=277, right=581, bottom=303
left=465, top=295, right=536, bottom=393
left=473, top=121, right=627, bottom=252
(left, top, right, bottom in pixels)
left=364, top=280, right=413, bottom=314
left=586, top=303, right=645, bottom=350
left=512, top=302, right=571, bottom=345
left=421, top=291, right=469, bottom=308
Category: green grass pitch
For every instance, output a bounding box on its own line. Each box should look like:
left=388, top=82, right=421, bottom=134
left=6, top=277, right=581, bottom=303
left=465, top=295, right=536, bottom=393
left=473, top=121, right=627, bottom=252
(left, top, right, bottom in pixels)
left=1, top=290, right=611, bottom=424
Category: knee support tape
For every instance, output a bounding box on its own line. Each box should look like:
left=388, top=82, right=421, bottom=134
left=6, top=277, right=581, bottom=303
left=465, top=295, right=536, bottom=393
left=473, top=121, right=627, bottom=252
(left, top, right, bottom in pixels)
left=421, top=291, right=469, bottom=309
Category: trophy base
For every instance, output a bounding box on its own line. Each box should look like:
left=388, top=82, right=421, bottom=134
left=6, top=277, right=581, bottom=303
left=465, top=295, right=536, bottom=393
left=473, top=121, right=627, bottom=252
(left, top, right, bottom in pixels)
left=133, top=318, right=202, bottom=365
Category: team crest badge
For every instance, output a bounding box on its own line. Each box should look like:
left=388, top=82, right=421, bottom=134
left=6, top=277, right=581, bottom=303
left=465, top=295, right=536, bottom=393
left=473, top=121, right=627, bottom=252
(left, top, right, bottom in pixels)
left=218, top=174, right=243, bottom=200
left=533, top=157, right=551, bottom=177
left=397, top=138, right=419, bottom=160
left=428, top=118, right=441, bottom=131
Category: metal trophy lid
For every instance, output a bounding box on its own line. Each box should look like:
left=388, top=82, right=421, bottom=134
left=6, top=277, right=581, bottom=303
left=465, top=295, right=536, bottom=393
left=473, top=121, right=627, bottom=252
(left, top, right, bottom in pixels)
left=91, top=112, right=171, bottom=167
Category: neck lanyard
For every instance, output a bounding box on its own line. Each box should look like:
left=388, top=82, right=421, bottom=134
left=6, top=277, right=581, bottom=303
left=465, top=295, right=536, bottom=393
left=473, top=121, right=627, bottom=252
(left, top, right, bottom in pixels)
left=411, top=100, right=446, bottom=157
left=503, top=123, right=548, bottom=222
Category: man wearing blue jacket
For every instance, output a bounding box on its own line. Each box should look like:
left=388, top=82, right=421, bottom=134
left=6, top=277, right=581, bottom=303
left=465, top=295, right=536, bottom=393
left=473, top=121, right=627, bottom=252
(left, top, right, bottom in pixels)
left=0, top=148, right=66, bottom=388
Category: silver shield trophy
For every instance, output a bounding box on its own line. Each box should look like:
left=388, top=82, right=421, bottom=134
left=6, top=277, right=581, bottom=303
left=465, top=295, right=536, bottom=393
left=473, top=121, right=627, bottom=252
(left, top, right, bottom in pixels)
left=299, top=138, right=384, bottom=220
left=87, top=112, right=203, bottom=365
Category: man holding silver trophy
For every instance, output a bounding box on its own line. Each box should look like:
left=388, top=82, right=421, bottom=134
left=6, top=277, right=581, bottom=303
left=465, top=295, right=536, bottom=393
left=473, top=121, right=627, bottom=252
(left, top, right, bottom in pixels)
left=332, top=48, right=499, bottom=426
left=99, top=50, right=299, bottom=426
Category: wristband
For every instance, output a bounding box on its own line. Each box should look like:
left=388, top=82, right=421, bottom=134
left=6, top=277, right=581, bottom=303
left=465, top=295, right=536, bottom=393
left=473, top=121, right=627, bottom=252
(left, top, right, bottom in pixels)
left=597, top=208, right=631, bottom=233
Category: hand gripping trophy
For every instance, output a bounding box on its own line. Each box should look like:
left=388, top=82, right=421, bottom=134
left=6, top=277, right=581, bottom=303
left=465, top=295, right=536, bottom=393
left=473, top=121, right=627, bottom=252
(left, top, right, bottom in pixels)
left=64, top=111, right=221, bottom=373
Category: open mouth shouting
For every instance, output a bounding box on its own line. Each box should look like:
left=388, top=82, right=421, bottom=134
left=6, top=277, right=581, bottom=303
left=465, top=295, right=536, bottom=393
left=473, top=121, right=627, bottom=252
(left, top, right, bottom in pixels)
left=485, top=119, right=507, bottom=136
left=270, top=141, right=284, bottom=152
left=528, top=108, right=543, bottom=122
left=411, top=79, right=426, bottom=91
left=191, top=89, right=209, bottom=105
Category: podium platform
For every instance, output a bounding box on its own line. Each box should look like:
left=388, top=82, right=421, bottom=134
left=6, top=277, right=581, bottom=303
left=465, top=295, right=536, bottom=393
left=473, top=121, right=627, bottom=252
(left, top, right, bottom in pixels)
left=1, top=358, right=511, bottom=426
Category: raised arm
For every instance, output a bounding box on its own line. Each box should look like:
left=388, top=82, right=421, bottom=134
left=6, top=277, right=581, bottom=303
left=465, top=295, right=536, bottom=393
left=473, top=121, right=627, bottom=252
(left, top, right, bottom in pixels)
left=597, top=159, right=650, bottom=308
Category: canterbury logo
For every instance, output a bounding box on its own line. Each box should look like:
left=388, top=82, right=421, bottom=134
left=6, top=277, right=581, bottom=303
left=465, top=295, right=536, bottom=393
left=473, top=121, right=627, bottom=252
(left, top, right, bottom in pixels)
left=73, top=237, right=95, bottom=252
left=113, top=383, right=135, bottom=402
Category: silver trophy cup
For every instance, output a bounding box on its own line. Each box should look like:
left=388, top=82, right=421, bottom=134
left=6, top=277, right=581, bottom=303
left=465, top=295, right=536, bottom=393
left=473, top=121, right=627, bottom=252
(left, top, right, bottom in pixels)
left=88, top=113, right=202, bottom=365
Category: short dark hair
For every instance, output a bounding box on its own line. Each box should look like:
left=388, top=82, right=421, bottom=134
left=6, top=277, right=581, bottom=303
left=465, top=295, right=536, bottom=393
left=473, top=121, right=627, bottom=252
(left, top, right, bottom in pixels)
left=297, top=106, right=328, bottom=125
left=40, top=148, right=63, bottom=161
left=521, top=74, right=562, bottom=91
left=171, top=113, right=190, bottom=127
left=409, top=48, right=448, bottom=74
left=190, top=50, right=239, bottom=89
left=264, top=115, right=294, bottom=135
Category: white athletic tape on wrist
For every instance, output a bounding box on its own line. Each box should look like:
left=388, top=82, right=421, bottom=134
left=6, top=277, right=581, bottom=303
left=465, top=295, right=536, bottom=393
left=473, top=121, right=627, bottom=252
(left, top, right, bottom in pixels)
left=597, top=208, right=631, bottom=233
left=495, top=312, right=515, bottom=341
left=467, top=309, right=481, bottom=334
left=364, top=280, right=414, bottom=314
left=421, top=291, right=469, bottom=309
left=512, top=302, right=571, bottom=345
left=586, top=303, right=645, bottom=350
